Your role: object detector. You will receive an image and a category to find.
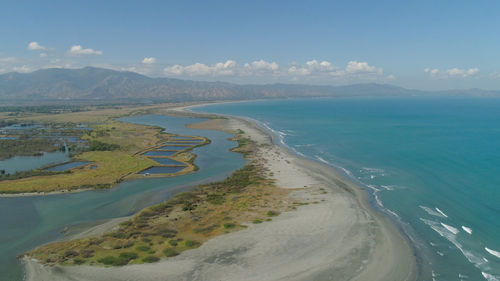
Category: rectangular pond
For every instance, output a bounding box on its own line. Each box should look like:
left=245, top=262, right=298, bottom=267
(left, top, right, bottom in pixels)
left=149, top=157, right=186, bottom=166
left=46, top=161, right=90, bottom=172
left=139, top=166, right=186, bottom=174
left=158, top=145, right=192, bottom=151
left=167, top=136, right=200, bottom=140
left=0, top=151, right=70, bottom=174
left=163, top=142, right=200, bottom=145
left=142, top=150, right=177, bottom=156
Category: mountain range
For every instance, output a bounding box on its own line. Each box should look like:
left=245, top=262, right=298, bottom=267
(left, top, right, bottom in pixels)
left=0, top=67, right=499, bottom=103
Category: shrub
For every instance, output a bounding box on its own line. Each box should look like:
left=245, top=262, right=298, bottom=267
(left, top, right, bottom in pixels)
left=89, top=140, right=120, bottom=151
left=266, top=210, right=278, bottom=217
left=98, top=256, right=117, bottom=265
left=64, top=250, right=79, bottom=258
left=168, top=240, right=178, bottom=246
left=98, top=252, right=139, bottom=266
left=136, top=245, right=151, bottom=252
left=184, top=240, right=200, bottom=248
left=252, top=219, right=263, bottom=224
left=119, top=252, right=138, bottom=260
left=223, top=223, right=235, bottom=229
left=81, top=249, right=94, bottom=258
left=73, top=258, right=85, bottom=265
left=142, top=256, right=160, bottom=263
left=163, top=248, right=179, bottom=257
left=123, top=241, right=135, bottom=248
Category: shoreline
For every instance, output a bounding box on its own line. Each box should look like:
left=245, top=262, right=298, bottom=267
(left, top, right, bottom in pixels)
left=24, top=102, right=417, bottom=281
left=184, top=104, right=419, bottom=280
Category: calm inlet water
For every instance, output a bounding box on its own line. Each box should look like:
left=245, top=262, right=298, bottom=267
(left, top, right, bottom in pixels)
left=0, top=115, right=246, bottom=281
left=195, top=98, right=500, bottom=281
left=0, top=151, right=69, bottom=174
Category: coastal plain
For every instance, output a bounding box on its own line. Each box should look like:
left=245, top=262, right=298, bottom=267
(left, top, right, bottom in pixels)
left=23, top=105, right=417, bottom=281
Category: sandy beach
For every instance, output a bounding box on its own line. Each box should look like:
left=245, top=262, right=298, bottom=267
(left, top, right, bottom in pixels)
left=24, top=105, right=417, bottom=281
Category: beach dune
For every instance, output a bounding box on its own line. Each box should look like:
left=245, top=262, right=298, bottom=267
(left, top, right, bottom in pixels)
left=24, top=109, right=417, bottom=281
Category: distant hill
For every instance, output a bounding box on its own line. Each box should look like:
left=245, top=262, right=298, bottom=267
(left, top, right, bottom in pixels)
left=0, top=67, right=498, bottom=103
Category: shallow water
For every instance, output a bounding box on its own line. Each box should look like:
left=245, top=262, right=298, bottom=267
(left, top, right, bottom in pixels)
left=142, top=150, right=177, bottom=156
left=0, top=151, right=69, bottom=174
left=148, top=157, right=186, bottom=166
left=0, top=114, right=246, bottom=281
left=46, top=161, right=89, bottom=172
left=196, top=98, right=500, bottom=281
left=139, top=166, right=186, bottom=174
left=158, top=145, right=193, bottom=150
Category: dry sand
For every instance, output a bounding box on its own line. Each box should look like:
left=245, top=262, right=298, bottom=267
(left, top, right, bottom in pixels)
left=24, top=105, right=417, bottom=281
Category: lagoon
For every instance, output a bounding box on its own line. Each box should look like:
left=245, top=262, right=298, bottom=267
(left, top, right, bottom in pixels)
left=0, top=114, right=246, bottom=281
left=0, top=151, right=69, bottom=174
left=45, top=161, right=90, bottom=172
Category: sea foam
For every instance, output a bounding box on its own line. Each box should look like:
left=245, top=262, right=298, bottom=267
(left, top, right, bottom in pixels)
left=421, top=218, right=487, bottom=270
left=482, top=272, right=500, bottom=281
left=435, top=207, right=449, bottom=218
left=462, top=226, right=473, bottom=235
left=441, top=223, right=459, bottom=235
left=485, top=247, right=500, bottom=259
left=420, top=206, right=447, bottom=218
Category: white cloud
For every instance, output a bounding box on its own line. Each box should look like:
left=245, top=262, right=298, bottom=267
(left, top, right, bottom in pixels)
left=39, top=53, right=48, bottom=58
left=142, top=57, right=156, bottom=64
left=12, top=65, right=33, bottom=73
left=287, top=60, right=336, bottom=76
left=27, top=41, right=45, bottom=51
left=425, top=67, right=479, bottom=79
left=67, top=45, right=103, bottom=56
left=287, top=60, right=384, bottom=81
left=245, top=59, right=279, bottom=71
left=447, top=67, right=479, bottom=78
left=163, top=59, right=387, bottom=82
left=164, top=60, right=238, bottom=76
left=386, top=74, right=396, bottom=80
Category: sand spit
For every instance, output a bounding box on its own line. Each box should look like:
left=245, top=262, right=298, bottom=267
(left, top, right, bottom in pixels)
left=24, top=105, right=417, bottom=281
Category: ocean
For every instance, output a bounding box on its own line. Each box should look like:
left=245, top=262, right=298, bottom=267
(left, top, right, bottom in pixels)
left=194, top=97, right=500, bottom=281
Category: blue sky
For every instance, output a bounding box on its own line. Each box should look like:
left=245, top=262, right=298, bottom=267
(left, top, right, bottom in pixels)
left=1, top=0, right=500, bottom=90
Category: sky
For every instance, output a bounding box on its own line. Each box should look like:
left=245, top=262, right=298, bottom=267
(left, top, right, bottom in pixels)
left=1, top=0, right=500, bottom=90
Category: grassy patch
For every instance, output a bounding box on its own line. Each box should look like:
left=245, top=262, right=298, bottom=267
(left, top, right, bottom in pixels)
left=163, top=248, right=179, bottom=257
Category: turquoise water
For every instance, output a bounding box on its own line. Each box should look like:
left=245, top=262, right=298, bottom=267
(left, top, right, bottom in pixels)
left=0, top=115, right=246, bottom=281
left=195, top=98, right=500, bottom=281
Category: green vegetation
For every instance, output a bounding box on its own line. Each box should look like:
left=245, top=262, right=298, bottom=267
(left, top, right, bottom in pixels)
left=266, top=210, right=279, bottom=217
left=223, top=223, right=236, bottom=229
left=0, top=138, right=59, bottom=160
left=142, top=256, right=160, bottom=263
left=26, top=128, right=296, bottom=267
left=163, top=248, right=179, bottom=257
left=0, top=169, right=69, bottom=182
left=89, top=140, right=120, bottom=151
left=0, top=118, right=206, bottom=194
left=98, top=252, right=138, bottom=266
